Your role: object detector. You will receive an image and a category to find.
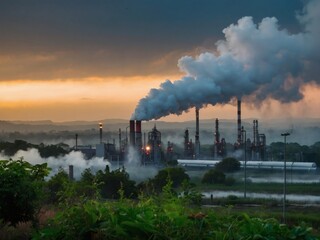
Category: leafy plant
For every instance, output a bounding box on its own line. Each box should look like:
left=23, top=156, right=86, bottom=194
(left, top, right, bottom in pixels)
left=0, top=159, right=49, bottom=225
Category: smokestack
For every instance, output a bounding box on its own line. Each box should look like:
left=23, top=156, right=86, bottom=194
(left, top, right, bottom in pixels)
left=237, top=99, right=242, bottom=145
left=99, top=123, right=103, bottom=144
left=255, top=120, right=259, bottom=145
left=75, top=134, right=78, bottom=150
left=195, top=107, right=200, bottom=159
left=215, top=118, right=220, bottom=143
left=135, top=120, right=142, bottom=152
left=253, top=120, right=256, bottom=147
left=119, top=128, right=121, bottom=152
left=214, top=118, right=220, bottom=157
left=129, top=120, right=135, bottom=147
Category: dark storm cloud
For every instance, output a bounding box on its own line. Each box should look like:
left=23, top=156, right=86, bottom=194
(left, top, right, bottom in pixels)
left=0, top=0, right=303, bottom=80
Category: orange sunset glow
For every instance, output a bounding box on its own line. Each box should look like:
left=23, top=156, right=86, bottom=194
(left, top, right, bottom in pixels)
left=0, top=1, right=319, bottom=122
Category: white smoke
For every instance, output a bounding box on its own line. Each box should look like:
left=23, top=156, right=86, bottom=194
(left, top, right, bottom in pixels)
left=0, top=148, right=158, bottom=182
left=132, top=0, right=320, bottom=121
left=124, top=146, right=158, bottom=182
left=0, top=148, right=109, bottom=179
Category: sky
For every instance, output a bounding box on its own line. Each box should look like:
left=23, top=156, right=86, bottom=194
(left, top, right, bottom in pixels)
left=1, top=0, right=320, bottom=122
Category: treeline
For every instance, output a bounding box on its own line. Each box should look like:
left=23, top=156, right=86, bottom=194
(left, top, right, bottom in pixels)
left=0, top=140, right=68, bottom=158
left=269, top=142, right=320, bottom=165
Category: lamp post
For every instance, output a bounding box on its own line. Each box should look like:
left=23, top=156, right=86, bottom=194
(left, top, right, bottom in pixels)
left=241, top=127, right=247, bottom=198
left=281, top=132, right=290, bottom=224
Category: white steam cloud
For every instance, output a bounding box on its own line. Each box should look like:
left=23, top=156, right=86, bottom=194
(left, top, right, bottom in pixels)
left=0, top=148, right=109, bottom=179
left=0, top=148, right=158, bottom=182
left=132, top=0, right=320, bottom=120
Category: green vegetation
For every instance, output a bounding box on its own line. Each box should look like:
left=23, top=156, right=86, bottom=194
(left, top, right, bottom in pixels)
left=145, top=167, right=190, bottom=192
left=34, top=189, right=318, bottom=239
left=201, top=157, right=238, bottom=185
left=0, top=158, right=319, bottom=239
left=202, top=169, right=226, bottom=184
left=96, top=166, right=138, bottom=199
left=0, top=159, right=49, bottom=225
left=0, top=140, right=69, bottom=158
left=269, top=142, right=320, bottom=166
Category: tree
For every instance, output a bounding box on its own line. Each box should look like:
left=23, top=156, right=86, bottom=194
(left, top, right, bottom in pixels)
left=215, top=157, right=240, bottom=173
left=38, top=144, right=68, bottom=158
left=0, top=159, right=49, bottom=225
left=95, top=166, right=137, bottom=199
left=202, top=169, right=226, bottom=184
left=45, top=168, right=70, bottom=204
left=149, top=167, right=190, bottom=192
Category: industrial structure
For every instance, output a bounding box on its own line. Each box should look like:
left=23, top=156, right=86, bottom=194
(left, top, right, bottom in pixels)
left=184, top=129, right=194, bottom=159
left=177, top=159, right=317, bottom=172
left=214, top=118, right=226, bottom=158
left=194, top=107, right=200, bottom=159
left=145, top=125, right=162, bottom=164
left=71, top=97, right=274, bottom=168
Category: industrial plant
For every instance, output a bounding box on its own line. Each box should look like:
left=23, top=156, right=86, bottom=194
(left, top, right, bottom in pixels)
left=72, top=99, right=317, bottom=172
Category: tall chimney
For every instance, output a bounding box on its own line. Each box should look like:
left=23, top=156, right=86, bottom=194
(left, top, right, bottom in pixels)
left=135, top=120, right=142, bottom=152
left=255, top=120, right=259, bottom=146
left=195, top=107, right=200, bottom=159
left=237, top=99, right=242, bottom=145
left=99, top=123, right=103, bottom=144
left=119, top=128, right=121, bottom=152
left=215, top=118, right=220, bottom=157
left=253, top=120, right=256, bottom=147
left=215, top=118, right=220, bottom=144
left=75, top=134, right=78, bottom=150
left=129, top=120, right=135, bottom=147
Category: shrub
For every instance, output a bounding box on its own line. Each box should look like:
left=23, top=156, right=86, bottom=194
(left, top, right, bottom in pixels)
left=149, top=167, right=190, bottom=191
left=202, top=169, right=226, bottom=184
left=45, top=169, right=70, bottom=204
left=95, top=166, right=138, bottom=199
left=0, top=159, right=49, bottom=225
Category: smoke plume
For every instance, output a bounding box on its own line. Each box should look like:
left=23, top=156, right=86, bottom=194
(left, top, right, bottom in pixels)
left=132, top=0, right=320, bottom=121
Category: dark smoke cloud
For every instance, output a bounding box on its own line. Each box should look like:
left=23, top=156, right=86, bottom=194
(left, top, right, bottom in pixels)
left=132, top=0, right=320, bottom=121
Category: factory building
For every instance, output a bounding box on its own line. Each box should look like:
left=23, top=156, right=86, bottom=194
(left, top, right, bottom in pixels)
left=74, top=123, right=118, bottom=160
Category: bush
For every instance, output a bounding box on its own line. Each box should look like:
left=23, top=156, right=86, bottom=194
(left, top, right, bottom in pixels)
left=149, top=167, right=190, bottom=192
left=34, top=196, right=318, bottom=240
left=202, top=169, right=226, bottom=184
left=96, top=166, right=137, bottom=199
left=0, top=159, right=49, bottom=225
left=215, top=157, right=241, bottom=173
left=45, top=169, right=70, bottom=204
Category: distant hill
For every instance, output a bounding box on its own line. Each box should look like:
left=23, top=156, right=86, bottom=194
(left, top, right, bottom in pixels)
left=0, top=118, right=319, bottom=146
